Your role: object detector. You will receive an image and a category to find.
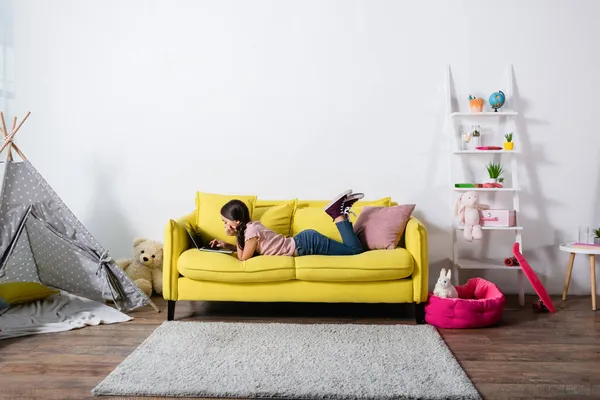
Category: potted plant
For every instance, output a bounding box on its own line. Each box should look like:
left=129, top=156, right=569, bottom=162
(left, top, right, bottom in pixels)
left=486, top=161, right=504, bottom=184
left=469, top=95, right=484, bottom=113
left=504, top=132, right=514, bottom=150
left=593, top=228, right=600, bottom=244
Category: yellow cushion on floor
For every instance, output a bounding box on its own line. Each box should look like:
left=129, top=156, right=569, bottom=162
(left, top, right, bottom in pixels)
left=177, top=249, right=296, bottom=283
left=0, top=282, right=60, bottom=307
left=294, top=248, right=413, bottom=282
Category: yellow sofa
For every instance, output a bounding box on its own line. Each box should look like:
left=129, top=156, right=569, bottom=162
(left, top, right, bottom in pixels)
left=163, top=195, right=429, bottom=323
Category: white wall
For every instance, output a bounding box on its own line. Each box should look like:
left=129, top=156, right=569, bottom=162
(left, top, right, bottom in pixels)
left=0, top=0, right=13, bottom=111
left=5, top=0, right=600, bottom=295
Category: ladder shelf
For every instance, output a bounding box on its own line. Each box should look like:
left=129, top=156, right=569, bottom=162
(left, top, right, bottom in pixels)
left=446, top=65, right=525, bottom=307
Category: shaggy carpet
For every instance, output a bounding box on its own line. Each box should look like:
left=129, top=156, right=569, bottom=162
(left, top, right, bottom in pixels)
left=92, top=321, right=480, bottom=399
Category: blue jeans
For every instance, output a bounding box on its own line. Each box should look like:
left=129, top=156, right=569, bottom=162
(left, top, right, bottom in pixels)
left=293, top=220, right=365, bottom=256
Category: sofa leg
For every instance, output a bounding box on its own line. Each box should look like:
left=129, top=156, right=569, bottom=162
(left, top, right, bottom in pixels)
left=414, top=303, right=425, bottom=324
left=167, top=300, right=176, bottom=321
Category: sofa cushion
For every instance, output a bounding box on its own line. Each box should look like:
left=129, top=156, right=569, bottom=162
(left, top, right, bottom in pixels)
left=195, top=192, right=257, bottom=245
left=292, top=197, right=391, bottom=241
left=178, top=249, right=295, bottom=283
left=0, top=282, right=60, bottom=310
left=252, top=199, right=297, bottom=237
left=354, top=204, right=416, bottom=250
left=294, top=248, right=413, bottom=282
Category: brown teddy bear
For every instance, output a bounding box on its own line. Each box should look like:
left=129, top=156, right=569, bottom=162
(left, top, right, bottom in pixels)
left=116, top=238, right=163, bottom=297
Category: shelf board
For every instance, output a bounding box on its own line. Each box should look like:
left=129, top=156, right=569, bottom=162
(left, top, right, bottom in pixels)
left=450, top=111, right=518, bottom=117
left=453, top=187, right=521, bottom=192
left=455, top=258, right=522, bottom=270
left=455, top=225, right=523, bottom=231
left=453, top=150, right=519, bottom=155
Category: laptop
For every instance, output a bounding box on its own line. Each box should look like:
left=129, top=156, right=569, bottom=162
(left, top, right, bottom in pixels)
left=182, top=225, right=234, bottom=254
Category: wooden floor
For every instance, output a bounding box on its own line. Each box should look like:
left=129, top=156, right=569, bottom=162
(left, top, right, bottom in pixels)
left=1, top=294, right=599, bottom=400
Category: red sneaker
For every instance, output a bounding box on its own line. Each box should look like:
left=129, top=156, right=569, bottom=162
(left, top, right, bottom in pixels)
left=342, top=192, right=364, bottom=219
left=324, top=189, right=352, bottom=220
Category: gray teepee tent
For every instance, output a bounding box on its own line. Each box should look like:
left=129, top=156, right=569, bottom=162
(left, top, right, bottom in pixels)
left=0, top=111, right=151, bottom=312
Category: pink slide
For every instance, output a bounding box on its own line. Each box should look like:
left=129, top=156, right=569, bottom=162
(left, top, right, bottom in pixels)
left=512, top=242, right=555, bottom=313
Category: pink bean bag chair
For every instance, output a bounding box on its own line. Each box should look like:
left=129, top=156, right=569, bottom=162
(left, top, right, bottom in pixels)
left=425, top=277, right=505, bottom=329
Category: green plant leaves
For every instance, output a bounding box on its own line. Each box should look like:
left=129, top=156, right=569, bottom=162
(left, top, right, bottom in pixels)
left=486, top=162, right=504, bottom=179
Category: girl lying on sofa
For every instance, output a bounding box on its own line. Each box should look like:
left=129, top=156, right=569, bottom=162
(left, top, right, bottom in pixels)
left=209, top=190, right=365, bottom=261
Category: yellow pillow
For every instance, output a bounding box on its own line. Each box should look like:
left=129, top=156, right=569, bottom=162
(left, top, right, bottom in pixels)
left=255, top=199, right=297, bottom=237
left=292, top=197, right=391, bottom=241
left=195, top=192, right=257, bottom=245
left=0, top=282, right=60, bottom=307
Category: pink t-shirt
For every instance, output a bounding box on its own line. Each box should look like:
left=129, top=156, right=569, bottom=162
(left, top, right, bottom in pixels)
left=244, top=221, right=296, bottom=256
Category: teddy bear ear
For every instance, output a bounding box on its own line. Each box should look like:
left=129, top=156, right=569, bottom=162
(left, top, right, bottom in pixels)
left=133, top=237, right=148, bottom=247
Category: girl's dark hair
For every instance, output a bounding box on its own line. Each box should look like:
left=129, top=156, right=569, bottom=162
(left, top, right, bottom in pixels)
left=220, top=199, right=251, bottom=250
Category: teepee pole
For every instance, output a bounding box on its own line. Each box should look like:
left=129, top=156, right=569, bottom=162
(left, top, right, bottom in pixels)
left=9, top=142, right=26, bottom=160
left=0, top=112, right=11, bottom=161
left=147, top=298, right=160, bottom=313
left=0, top=111, right=30, bottom=155
left=8, top=116, right=27, bottom=160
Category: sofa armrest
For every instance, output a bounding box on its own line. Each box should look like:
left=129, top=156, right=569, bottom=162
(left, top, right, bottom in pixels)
left=404, top=217, right=429, bottom=303
left=163, top=210, right=196, bottom=300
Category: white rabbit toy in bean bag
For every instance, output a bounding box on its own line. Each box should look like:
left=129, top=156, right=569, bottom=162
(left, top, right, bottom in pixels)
left=433, top=268, right=458, bottom=298
left=454, top=190, right=490, bottom=242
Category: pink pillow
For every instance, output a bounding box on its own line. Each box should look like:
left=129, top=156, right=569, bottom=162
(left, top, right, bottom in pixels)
left=353, top=205, right=415, bottom=250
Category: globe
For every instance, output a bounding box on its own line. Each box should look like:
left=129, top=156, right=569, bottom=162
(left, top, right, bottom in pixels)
left=489, top=91, right=505, bottom=112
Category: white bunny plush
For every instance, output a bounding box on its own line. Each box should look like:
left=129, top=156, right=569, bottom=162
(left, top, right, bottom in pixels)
left=433, top=268, right=458, bottom=298
left=454, top=191, right=490, bottom=242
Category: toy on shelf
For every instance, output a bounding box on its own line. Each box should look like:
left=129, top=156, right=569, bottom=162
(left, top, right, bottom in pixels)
left=489, top=90, right=506, bottom=112
left=512, top=242, right=556, bottom=313
left=454, top=190, right=490, bottom=242
left=504, top=132, right=514, bottom=150
left=433, top=268, right=458, bottom=298
left=468, top=95, right=484, bottom=112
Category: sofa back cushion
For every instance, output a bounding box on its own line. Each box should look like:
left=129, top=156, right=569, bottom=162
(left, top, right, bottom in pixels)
left=251, top=199, right=297, bottom=237
left=195, top=192, right=257, bottom=245
left=353, top=204, right=416, bottom=250
left=291, top=197, right=391, bottom=241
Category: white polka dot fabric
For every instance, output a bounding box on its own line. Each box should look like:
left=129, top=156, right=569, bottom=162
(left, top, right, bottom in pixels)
left=0, top=161, right=149, bottom=312
left=27, top=216, right=106, bottom=298
left=0, top=229, right=39, bottom=283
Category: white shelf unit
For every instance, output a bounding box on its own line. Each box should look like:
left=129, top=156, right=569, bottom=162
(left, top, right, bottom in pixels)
left=453, top=150, right=520, bottom=154
left=455, top=226, right=523, bottom=231
left=446, top=65, right=525, bottom=306
left=450, top=111, right=518, bottom=117
left=453, top=187, right=521, bottom=192
left=456, top=258, right=521, bottom=270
